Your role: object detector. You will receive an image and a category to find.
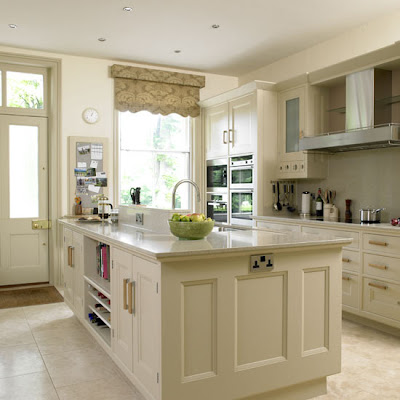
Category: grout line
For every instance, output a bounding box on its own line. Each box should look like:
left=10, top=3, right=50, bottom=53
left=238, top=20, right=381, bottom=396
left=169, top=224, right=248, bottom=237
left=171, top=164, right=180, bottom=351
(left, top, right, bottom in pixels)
left=22, top=306, right=62, bottom=400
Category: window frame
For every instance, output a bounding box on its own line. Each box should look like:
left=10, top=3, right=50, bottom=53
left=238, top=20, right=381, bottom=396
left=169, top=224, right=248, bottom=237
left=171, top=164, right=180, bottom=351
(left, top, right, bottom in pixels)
left=115, top=110, right=194, bottom=210
left=0, top=62, right=48, bottom=117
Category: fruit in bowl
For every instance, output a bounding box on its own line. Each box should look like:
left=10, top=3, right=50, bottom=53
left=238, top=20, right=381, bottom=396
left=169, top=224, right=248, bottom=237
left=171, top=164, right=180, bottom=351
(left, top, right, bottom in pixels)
left=169, top=213, right=214, bottom=240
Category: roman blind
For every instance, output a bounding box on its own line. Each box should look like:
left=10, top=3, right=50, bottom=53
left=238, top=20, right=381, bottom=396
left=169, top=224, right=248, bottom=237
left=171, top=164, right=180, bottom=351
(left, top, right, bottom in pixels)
left=111, top=64, right=206, bottom=118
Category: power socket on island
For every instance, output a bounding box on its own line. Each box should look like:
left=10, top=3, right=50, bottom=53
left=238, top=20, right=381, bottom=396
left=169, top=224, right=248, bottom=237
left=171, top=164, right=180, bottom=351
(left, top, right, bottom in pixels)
left=135, top=213, right=144, bottom=225
left=250, top=254, right=274, bottom=272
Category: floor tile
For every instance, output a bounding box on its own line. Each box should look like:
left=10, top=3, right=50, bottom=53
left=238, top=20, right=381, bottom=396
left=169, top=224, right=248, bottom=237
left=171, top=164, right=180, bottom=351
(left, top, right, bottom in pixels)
left=33, top=326, right=97, bottom=355
left=56, top=374, right=145, bottom=400
left=0, top=371, right=59, bottom=400
left=0, top=344, right=46, bottom=378
left=43, top=347, right=121, bottom=388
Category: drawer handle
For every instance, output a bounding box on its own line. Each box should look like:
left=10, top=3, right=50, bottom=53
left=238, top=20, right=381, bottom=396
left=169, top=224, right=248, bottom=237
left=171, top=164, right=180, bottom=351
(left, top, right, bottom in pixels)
left=368, top=282, right=388, bottom=290
left=368, top=263, right=388, bottom=270
left=369, top=240, right=388, bottom=247
left=342, top=276, right=351, bottom=281
left=123, top=278, right=130, bottom=310
left=342, top=258, right=351, bottom=263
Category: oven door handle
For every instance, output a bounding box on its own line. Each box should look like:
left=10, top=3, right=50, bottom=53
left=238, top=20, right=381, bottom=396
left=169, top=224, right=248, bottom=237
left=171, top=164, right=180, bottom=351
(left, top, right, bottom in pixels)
left=231, top=165, right=254, bottom=170
left=208, top=202, right=227, bottom=206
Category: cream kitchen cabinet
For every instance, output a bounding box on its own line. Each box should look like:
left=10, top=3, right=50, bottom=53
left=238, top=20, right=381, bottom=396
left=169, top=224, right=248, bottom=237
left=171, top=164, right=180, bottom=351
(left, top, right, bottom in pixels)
left=276, top=82, right=327, bottom=179
left=204, top=93, right=256, bottom=159
left=112, top=247, right=161, bottom=400
left=63, top=228, right=84, bottom=319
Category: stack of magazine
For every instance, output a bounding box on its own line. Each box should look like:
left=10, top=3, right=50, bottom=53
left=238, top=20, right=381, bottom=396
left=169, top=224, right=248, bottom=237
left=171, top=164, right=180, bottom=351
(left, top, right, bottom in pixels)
left=96, top=243, right=110, bottom=281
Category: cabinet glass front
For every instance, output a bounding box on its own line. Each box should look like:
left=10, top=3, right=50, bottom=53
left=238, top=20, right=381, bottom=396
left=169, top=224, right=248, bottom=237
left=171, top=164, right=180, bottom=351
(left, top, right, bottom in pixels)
left=231, top=192, right=253, bottom=220
left=286, top=98, right=300, bottom=153
left=231, top=168, right=253, bottom=185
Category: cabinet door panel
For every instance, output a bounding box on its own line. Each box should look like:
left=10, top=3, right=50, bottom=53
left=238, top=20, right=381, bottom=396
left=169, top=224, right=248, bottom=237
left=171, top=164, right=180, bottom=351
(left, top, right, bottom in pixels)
left=112, top=248, right=133, bottom=372
left=72, top=232, right=84, bottom=318
left=204, top=103, right=228, bottom=159
left=133, top=255, right=160, bottom=399
left=229, top=94, right=256, bottom=155
left=63, top=228, right=74, bottom=306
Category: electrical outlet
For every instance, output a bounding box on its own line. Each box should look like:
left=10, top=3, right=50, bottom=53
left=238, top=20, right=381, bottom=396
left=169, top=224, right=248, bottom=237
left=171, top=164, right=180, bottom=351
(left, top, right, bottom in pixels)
left=136, top=213, right=144, bottom=225
left=250, top=254, right=274, bottom=272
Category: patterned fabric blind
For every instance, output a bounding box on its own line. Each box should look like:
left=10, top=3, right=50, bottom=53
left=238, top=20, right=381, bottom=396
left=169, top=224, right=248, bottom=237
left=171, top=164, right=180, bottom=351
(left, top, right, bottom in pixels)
left=111, top=65, right=206, bottom=118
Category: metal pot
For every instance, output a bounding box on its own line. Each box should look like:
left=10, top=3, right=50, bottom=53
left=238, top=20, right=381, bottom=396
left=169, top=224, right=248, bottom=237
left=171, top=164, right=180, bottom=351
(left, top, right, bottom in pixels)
left=359, top=208, right=385, bottom=223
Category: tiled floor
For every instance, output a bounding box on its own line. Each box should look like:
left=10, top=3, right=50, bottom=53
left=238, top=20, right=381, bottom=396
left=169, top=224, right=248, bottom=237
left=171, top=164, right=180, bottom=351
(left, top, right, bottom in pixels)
left=0, top=302, right=399, bottom=399
left=0, top=303, right=144, bottom=400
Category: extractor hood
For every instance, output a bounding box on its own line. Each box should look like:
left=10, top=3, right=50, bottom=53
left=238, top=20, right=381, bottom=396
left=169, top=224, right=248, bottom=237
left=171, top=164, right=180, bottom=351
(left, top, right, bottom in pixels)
left=300, top=68, right=400, bottom=152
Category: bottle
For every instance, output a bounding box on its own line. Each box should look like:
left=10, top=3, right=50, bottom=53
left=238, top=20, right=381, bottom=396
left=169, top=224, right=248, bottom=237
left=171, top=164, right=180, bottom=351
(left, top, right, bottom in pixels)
left=316, top=188, right=323, bottom=218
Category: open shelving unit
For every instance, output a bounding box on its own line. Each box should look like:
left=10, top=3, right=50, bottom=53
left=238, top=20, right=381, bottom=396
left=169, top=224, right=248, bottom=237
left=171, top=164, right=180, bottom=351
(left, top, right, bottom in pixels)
left=83, top=236, right=112, bottom=348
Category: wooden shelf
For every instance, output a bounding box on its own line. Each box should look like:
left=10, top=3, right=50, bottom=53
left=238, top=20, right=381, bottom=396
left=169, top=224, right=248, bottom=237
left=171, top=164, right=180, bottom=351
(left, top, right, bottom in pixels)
left=88, top=305, right=111, bottom=328
left=85, top=320, right=111, bottom=347
left=84, top=275, right=111, bottom=298
left=87, top=288, right=111, bottom=312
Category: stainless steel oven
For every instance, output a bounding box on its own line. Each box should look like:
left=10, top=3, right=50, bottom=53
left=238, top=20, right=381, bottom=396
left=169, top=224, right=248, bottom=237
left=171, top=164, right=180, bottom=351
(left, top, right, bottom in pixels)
left=206, top=193, right=228, bottom=223
left=230, top=190, right=253, bottom=226
left=207, top=159, right=228, bottom=193
left=230, top=155, right=254, bottom=189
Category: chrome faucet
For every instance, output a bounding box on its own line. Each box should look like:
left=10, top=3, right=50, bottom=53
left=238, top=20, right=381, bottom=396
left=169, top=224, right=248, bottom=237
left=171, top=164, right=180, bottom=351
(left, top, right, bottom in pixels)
left=172, top=179, right=201, bottom=210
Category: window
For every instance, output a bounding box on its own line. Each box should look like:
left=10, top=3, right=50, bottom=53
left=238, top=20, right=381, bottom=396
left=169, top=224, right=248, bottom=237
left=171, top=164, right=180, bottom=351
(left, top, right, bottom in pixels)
left=118, top=111, right=191, bottom=209
left=0, top=64, right=46, bottom=114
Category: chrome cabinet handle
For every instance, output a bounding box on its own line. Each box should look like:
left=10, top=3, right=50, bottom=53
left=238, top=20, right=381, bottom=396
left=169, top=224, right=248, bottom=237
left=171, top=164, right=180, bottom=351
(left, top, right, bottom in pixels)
left=223, top=130, right=228, bottom=144
left=228, top=128, right=233, bottom=143
left=123, top=278, right=130, bottom=310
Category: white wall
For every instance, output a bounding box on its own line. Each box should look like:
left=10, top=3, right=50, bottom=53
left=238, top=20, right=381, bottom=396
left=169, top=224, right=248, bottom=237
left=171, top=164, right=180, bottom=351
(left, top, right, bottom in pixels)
left=0, top=45, right=238, bottom=215
left=239, top=10, right=400, bottom=85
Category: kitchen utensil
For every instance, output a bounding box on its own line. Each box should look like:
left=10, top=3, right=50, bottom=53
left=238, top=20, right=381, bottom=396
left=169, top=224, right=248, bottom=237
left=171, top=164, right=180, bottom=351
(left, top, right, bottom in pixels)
left=324, top=190, right=328, bottom=204
left=359, top=207, right=385, bottom=223
left=345, top=199, right=352, bottom=222
left=276, top=182, right=282, bottom=211
left=301, top=191, right=311, bottom=215
left=130, top=187, right=135, bottom=204
left=331, top=190, right=336, bottom=204
left=287, top=184, right=296, bottom=212
left=272, top=183, right=278, bottom=210
left=98, top=195, right=113, bottom=219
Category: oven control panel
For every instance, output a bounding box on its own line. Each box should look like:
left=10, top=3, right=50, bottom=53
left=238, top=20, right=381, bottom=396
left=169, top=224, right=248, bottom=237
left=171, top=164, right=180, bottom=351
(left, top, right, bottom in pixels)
left=250, top=254, right=274, bottom=272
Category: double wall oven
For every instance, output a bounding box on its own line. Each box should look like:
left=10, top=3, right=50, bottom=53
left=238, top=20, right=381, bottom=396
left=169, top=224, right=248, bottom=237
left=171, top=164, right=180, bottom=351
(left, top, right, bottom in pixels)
left=206, top=155, right=254, bottom=226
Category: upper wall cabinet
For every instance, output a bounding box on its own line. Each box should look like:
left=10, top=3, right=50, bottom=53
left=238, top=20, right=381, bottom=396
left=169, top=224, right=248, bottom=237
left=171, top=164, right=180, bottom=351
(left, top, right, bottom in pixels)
left=276, top=82, right=327, bottom=179
left=204, top=93, right=256, bottom=159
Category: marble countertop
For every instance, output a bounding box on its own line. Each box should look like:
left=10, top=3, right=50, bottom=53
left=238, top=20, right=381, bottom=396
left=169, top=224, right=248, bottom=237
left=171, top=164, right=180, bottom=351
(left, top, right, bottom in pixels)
left=59, top=219, right=352, bottom=260
left=253, top=211, right=400, bottom=233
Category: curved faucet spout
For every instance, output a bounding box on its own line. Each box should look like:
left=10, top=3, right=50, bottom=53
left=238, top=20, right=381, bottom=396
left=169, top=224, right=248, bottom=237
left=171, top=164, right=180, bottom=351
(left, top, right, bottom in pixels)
left=172, top=179, right=201, bottom=210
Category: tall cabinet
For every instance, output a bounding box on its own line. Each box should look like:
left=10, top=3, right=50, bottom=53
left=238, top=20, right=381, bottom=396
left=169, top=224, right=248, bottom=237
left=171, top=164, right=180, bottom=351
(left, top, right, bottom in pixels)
left=276, top=77, right=327, bottom=179
left=200, top=81, right=278, bottom=219
left=112, top=247, right=161, bottom=400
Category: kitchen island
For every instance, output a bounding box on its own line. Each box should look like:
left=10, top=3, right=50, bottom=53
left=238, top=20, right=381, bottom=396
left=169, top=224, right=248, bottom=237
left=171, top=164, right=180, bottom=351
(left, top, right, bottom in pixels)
left=59, top=219, right=351, bottom=400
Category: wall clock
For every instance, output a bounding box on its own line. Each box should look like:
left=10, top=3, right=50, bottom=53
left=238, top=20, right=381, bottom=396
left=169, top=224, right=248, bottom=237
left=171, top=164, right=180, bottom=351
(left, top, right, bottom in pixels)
left=82, top=108, right=99, bottom=124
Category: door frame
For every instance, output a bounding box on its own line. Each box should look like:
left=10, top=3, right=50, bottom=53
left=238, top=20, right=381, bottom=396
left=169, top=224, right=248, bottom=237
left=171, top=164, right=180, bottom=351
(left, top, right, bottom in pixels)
left=0, top=52, right=61, bottom=286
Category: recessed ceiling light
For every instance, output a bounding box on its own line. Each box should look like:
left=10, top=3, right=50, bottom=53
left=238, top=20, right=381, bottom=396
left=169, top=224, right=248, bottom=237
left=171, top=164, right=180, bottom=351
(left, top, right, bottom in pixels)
left=174, top=50, right=181, bottom=54
left=123, top=7, right=133, bottom=11
left=211, top=24, right=220, bottom=29
left=98, top=38, right=107, bottom=42
left=8, top=24, right=17, bottom=29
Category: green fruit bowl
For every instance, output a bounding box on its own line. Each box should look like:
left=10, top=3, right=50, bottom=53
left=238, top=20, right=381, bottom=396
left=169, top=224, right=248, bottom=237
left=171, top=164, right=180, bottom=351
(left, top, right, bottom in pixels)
left=168, top=220, right=215, bottom=240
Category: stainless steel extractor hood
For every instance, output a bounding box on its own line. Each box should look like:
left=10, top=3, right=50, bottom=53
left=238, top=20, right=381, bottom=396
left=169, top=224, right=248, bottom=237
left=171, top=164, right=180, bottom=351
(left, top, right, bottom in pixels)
left=300, top=68, right=400, bottom=152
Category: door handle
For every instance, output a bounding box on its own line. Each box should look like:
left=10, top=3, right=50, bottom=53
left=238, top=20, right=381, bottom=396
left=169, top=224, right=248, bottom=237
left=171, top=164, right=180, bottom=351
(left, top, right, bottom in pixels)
left=342, top=258, right=351, bottom=263
left=369, top=240, right=388, bottom=247
left=229, top=128, right=233, bottom=143
left=128, top=281, right=136, bottom=315
left=67, top=246, right=74, bottom=267
left=32, top=220, right=52, bottom=230
left=223, top=130, right=228, bottom=144
left=368, top=263, right=388, bottom=270
left=123, top=278, right=130, bottom=310
left=368, top=282, right=388, bottom=290
left=342, top=276, right=351, bottom=281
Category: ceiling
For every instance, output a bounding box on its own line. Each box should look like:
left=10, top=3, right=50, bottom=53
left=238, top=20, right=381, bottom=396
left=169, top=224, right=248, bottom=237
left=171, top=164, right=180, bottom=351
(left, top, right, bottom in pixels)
left=1, top=0, right=400, bottom=77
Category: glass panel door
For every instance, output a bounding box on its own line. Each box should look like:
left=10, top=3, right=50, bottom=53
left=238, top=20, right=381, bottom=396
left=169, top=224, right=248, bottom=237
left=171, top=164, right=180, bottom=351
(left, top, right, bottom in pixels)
left=286, top=98, right=300, bottom=153
left=231, top=192, right=253, bottom=220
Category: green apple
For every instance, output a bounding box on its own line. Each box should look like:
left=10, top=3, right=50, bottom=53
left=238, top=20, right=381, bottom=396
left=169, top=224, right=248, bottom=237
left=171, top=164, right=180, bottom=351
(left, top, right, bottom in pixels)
left=180, top=215, right=190, bottom=222
left=171, top=214, right=181, bottom=222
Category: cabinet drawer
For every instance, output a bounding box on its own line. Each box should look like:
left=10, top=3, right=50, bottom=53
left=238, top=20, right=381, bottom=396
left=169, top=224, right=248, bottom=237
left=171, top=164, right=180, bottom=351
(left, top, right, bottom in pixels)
left=342, top=272, right=359, bottom=309
left=363, top=233, right=400, bottom=255
left=256, top=221, right=301, bottom=233
left=301, top=226, right=358, bottom=249
left=363, top=253, right=400, bottom=283
left=363, top=278, right=400, bottom=322
left=342, top=249, right=360, bottom=273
